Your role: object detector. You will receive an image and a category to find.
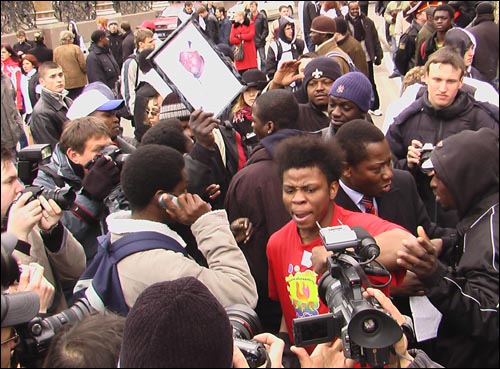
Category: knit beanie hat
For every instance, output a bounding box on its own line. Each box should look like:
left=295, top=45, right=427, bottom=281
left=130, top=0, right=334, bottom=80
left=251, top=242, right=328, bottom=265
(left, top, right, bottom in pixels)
left=311, top=15, right=337, bottom=34
left=120, top=277, right=234, bottom=368
left=329, top=72, right=373, bottom=112
left=303, top=56, right=342, bottom=88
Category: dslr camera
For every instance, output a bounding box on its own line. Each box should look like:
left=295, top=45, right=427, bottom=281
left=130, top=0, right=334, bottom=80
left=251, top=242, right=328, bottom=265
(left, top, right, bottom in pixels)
left=292, top=225, right=403, bottom=368
left=418, top=143, right=434, bottom=174
left=85, top=145, right=130, bottom=170
left=225, top=304, right=269, bottom=368
left=15, top=297, right=94, bottom=368
left=18, top=144, right=76, bottom=211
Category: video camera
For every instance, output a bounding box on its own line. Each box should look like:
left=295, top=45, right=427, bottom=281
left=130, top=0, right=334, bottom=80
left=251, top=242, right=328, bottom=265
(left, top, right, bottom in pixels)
left=225, top=304, right=269, bottom=368
left=292, top=225, right=403, bottom=368
left=17, top=144, right=76, bottom=211
left=14, top=297, right=94, bottom=368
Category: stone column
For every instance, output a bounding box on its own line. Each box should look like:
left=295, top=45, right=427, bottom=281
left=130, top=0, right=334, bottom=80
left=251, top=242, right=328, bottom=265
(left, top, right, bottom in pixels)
left=33, top=1, right=59, bottom=25
left=95, top=1, right=119, bottom=17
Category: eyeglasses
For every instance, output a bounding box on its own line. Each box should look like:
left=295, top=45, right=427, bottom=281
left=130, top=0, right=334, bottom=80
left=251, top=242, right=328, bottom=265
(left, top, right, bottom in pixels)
left=146, top=109, right=160, bottom=117
left=1, top=328, right=19, bottom=346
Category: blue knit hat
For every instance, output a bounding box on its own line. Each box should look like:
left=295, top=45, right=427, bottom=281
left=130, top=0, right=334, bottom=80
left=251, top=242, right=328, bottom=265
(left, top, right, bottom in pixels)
left=329, top=72, right=373, bottom=112
left=303, top=56, right=342, bottom=88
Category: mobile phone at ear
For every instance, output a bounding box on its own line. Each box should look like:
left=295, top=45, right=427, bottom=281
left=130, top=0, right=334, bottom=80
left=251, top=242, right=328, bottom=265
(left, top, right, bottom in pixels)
left=158, top=194, right=180, bottom=208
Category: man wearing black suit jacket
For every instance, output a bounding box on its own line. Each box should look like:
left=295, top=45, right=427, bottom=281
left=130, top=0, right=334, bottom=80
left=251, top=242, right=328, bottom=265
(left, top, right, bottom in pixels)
left=331, top=120, right=455, bottom=334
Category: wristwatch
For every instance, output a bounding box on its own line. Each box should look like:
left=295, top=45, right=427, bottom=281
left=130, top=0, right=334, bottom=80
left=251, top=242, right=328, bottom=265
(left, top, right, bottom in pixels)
left=401, top=315, right=415, bottom=344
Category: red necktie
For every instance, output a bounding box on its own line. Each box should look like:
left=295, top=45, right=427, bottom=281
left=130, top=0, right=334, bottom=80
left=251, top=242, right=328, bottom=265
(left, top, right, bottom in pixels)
left=360, top=196, right=376, bottom=215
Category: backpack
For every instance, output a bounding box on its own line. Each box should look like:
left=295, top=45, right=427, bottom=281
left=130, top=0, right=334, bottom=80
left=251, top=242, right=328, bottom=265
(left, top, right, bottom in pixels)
left=73, top=231, right=188, bottom=316
left=326, top=50, right=359, bottom=73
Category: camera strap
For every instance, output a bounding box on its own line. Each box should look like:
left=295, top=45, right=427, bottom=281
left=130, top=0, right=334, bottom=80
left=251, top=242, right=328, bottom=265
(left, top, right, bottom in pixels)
left=38, top=165, right=82, bottom=191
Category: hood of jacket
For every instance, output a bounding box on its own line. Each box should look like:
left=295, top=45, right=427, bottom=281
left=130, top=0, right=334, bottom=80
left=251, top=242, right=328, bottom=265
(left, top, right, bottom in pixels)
left=428, top=127, right=499, bottom=218
left=278, top=16, right=296, bottom=44
left=248, top=129, right=304, bottom=164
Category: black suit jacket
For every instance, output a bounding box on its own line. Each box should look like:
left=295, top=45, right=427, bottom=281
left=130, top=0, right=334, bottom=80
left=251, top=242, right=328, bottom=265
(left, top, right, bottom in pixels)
left=335, top=169, right=455, bottom=242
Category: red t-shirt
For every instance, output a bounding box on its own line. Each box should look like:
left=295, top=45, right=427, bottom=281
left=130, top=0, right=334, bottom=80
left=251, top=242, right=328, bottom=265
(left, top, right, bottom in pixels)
left=267, top=204, right=406, bottom=344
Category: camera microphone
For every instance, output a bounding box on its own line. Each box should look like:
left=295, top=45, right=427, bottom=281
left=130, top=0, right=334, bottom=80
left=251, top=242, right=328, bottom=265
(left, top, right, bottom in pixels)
left=352, top=226, right=380, bottom=261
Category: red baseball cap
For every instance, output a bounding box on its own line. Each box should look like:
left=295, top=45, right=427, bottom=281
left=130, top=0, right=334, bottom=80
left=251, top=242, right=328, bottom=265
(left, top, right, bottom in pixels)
left=140, top=20, right=156, bottom=31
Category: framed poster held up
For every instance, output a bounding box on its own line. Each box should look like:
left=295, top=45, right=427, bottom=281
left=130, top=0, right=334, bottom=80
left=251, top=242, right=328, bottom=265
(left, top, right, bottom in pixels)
left=149, top=19, right=246, bottom=118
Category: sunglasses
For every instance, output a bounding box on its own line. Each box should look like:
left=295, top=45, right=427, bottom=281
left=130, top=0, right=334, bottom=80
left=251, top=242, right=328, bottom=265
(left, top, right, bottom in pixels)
left=1, top=328, right=19, bottom=346
left=146, top=109, right=160, bottom=117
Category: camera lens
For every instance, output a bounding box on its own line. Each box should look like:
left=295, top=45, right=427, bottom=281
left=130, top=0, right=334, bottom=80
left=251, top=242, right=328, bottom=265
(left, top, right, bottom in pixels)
left=225, top=304, right=262, bottom=340
left=42, top=188, right=76, bottom=210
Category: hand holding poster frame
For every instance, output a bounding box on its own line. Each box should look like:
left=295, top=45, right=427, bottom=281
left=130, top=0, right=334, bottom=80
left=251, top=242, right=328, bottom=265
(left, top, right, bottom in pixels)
left=149, top=19, right=246, bottom=118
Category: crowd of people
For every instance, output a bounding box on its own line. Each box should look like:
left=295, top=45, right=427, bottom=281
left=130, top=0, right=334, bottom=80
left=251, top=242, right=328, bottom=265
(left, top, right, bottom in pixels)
left=1, top=1, right=498, bottom=368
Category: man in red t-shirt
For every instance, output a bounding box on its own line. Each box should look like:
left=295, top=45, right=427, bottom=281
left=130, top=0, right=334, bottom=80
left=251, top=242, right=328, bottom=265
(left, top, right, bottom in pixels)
left=267, top=135, right=414, bottom=348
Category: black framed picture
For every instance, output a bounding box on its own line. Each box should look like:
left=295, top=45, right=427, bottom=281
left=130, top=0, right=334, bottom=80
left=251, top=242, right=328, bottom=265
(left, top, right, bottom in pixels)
left=149, top=19, right=245, bottom=118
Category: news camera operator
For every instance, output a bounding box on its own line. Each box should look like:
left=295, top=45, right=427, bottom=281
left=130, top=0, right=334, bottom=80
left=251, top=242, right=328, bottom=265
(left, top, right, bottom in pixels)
left=1, top=143, right=85, bottom=314
left=32, top=116, right=122, bottom=262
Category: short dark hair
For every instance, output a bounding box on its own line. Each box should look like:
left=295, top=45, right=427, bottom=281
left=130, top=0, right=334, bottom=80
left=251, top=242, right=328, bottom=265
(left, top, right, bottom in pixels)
left=141, top=119, right=190, bottom=154
left=42, top=312, right=125, bottom=368
left=333, top=119, right=385, bottom=167
left=275, top=134, right=344, bottom=185
left=425, top=46, right=466, bottom=78
left=121, top=21, right=131, bottom=32
left=121, top=144, right=185, bottom=211
left=433, top=4, right=455, bottom=19
left=38, top=61, right=62, bottom=78
left=1, top=142, right=15, bottom=168
left=253, top=89, right=299, bottom=130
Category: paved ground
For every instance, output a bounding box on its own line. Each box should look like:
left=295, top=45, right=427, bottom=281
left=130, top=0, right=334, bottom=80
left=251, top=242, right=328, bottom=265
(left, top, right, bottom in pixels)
left=121, top=2, right=402, bottom=136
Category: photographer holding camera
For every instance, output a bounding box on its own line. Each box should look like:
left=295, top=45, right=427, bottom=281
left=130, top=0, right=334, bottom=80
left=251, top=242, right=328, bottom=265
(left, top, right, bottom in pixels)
left=1, top=144, right=85, bottom=313
left=33, top=117, right=121, bottom=262
left=386, top=47, right=499, bottom=229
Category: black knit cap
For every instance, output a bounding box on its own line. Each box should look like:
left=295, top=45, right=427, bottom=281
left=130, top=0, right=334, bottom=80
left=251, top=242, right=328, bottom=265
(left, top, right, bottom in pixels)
left=120, top=277, right=234, bottom=368
left=303, top=56, right=342, bottom=88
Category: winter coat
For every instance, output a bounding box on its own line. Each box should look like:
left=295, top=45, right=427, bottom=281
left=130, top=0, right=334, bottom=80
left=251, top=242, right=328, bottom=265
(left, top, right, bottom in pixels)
left=53, top=44, right=87, bottom=89
left=230, top=17, right=258, bottom=71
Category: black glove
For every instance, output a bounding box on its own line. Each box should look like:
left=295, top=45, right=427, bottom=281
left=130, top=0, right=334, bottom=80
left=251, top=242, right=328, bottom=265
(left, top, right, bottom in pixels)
left=82, top=155, right=121, bottom=201
left=374, top=56, right=382, bottom=66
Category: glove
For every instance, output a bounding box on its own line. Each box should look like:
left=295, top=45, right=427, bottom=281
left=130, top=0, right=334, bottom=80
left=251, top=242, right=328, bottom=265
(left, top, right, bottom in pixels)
left=82, top=155, right=121, bottom=201
left=374, top=56, right=382, bottom=66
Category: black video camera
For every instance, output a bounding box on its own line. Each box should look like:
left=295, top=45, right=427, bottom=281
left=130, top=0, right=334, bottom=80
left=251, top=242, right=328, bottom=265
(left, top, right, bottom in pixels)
left=14, top=297, right=94, bottom=368
left=17, top=145, right=76, bottom=211
left=226, top=304, right=269, bottom=368
left=292, top=225, right=403, bottom=368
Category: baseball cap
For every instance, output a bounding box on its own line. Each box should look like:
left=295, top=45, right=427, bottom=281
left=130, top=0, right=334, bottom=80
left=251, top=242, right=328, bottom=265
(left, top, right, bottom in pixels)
left=67, top=82, right=124, bottom=120
left=139, top=20, right=156, bottom=31
left=1, top=292, right=40, bottom=327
